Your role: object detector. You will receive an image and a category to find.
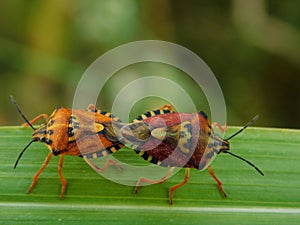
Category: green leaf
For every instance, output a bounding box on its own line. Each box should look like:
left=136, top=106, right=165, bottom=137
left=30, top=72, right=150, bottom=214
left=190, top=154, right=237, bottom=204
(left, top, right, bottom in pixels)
left=0, top=126, right=300, bottom=224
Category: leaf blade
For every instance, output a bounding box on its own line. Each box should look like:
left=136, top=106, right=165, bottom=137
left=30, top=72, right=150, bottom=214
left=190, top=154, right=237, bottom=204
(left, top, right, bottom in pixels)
left=0, top=126, right=300, bottom=224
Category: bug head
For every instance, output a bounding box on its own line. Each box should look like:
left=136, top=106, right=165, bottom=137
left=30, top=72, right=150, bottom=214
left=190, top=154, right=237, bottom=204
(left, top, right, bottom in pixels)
left=31, top=124, right=49, bottom=142
left=210, top=135, right=230, bottom=154
left=216, top=115, right=264, bottom=176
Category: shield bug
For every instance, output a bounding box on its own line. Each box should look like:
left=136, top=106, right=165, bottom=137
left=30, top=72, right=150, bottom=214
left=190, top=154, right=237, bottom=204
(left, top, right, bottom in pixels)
left=121, top=106, right=263, bottom=204
left=10, top=96, right=124, bottom=198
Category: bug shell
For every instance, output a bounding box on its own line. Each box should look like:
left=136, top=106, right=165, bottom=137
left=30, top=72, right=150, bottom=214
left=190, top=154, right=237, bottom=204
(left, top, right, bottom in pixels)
left=32, top=106, right=124, bottom=159
left=121, top=111, right=229, bottom=170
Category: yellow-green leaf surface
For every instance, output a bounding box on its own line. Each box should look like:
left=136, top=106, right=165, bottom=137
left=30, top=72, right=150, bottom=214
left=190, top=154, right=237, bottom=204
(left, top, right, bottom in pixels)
left=0, top=126, right=300, bottom=224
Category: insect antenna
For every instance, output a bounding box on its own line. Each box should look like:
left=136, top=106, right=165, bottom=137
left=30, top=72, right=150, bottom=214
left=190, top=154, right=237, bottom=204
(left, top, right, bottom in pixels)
left=223, top=115, right=263, bottom=176
left=14, top=140, right=35, bottom=169
left=225, top=115, right=259, bottom=141
left=10, top=95, right=36, bottom=130
left=223, top=150, right=264, bottom=176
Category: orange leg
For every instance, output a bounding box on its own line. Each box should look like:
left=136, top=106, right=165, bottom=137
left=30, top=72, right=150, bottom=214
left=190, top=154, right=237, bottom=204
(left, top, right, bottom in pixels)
left=22, top=114, right=49, bottom=127
left=27, top=152, right=53, bottom=194
left=207, top=166, right=227, bottom=197
left=58, top=155, right=66, bottom=199
left=169, top=168, right=190, bottom=205
left=84, top=158, right=123, bottom=174
left=211, top=122, right=228, bottom=133
left=159, top=104, right=175, bottom=112
left=134, top=167, right=175, bottom=194
left=99, top=158, right=123, bottom=172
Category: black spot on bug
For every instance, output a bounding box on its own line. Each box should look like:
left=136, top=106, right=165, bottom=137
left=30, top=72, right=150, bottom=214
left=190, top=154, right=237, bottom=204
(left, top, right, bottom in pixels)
left=136, top=115, right=143, bottom=121
left=39, top=137, right=46, bottom=142
left=199, top=111, right=208, bottom=120
left=48, top=130, right=53, bottom=135
left=45, top=139, right=52, bottom=145
left=141, top=152, right=150, bottom=161
left=69, top=116, right=80, bottom=129
left=100, top=110, right=107, bottom=115
left=84, top=153, right=93, bottom=159
left=150, top=157, right=159, bottom=165
left=114, top=144, right=121, bottom=150
left=144, top=112, right=151, bottom=117
left=52, top=149, right=60, bottom=156
left=96, top=152, right=102, bottom=158
left=68, top=127, right=74, bottom=137
left=153, top=110, right=160, bottom=115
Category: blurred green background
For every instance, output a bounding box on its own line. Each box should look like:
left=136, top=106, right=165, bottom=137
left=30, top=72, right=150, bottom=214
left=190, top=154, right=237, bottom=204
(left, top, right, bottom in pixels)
left=0, top=0, right=299, bottom=128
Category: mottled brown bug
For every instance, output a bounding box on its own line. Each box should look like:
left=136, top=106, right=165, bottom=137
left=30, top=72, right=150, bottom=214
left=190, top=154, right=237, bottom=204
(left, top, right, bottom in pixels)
left=121, top=105, right=263, bottom=204
left=11, top=96, right=124, bottom=198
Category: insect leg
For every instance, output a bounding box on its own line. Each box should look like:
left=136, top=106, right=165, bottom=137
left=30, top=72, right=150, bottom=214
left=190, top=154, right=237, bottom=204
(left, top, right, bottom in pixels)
left=58, top=155, right=66, bottom=199
left=207, top=166, right=227, bottom=197
left=169, top=168, right=190, bottom=205
left=22, top=114, right=49, bottom=127
left=27, top=152, right=53, bottom=194
left=159, top=104, right=175, bottom=112
left=99, top=158, right=123, bottom=172
left=134, top=167, right=175, bottom=194
left=84, top=158, right=123, bottom=173
left=211, top=122, right=227, bottom=133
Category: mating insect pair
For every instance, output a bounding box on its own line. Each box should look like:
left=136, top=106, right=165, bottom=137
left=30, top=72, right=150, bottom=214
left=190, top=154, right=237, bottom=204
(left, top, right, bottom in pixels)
left=11, top=96, right=263, bottom=204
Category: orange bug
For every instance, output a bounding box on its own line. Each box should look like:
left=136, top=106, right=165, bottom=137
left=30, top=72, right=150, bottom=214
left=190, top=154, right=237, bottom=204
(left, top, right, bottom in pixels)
left=11, top=96, right=124, bottom=198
